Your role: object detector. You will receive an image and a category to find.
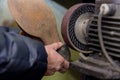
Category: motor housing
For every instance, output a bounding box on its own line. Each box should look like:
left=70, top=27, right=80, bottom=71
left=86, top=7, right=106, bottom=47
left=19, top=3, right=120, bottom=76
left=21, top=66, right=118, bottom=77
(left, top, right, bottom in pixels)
left=61, top=1, right=120, bottom=79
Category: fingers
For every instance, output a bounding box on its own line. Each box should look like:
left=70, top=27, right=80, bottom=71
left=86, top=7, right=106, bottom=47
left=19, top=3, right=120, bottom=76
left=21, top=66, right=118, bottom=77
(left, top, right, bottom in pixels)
left=45, top=42, right=63, bottom=55
left=62, top=60, right=69, bottom=69
left=45, top=59, right=69, bottom=76
left=45, top=69, right=56, bottom=76
left=45, top=42, right=69, bottom=76
left=50, top=42, right=63, bottom=50
left=59, top=67, right=67, bottom=73
left=59, top=60, right=69, bottom=73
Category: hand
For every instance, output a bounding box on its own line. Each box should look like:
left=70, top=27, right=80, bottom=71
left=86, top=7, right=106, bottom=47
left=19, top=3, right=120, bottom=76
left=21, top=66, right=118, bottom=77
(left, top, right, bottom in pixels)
left=45, top=42, right=69, bottom=76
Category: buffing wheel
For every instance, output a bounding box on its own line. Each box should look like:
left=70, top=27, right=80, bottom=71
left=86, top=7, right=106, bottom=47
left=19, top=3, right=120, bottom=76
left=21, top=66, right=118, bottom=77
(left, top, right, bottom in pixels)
left=61, top=3, right=95, bottom=53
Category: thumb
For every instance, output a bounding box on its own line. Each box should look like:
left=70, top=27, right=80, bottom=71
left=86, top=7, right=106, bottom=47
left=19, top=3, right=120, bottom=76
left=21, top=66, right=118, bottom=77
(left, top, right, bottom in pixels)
left=50, top=42, right=63, bottom=50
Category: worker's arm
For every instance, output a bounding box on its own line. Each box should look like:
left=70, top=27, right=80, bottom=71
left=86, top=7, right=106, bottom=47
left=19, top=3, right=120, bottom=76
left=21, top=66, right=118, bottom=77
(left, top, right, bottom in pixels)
left=0, top=27, right=47, bottom=80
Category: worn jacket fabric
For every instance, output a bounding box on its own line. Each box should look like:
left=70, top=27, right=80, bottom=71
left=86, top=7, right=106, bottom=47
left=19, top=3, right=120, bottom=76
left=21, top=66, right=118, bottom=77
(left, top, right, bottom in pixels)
left=0, top=27, right=47, bottom=80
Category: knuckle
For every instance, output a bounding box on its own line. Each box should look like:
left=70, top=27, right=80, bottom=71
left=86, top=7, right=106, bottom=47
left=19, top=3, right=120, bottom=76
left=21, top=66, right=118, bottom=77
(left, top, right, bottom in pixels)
left=55, top=66, right=61, bottom=71
left=58, top=59, right=64, bottom=64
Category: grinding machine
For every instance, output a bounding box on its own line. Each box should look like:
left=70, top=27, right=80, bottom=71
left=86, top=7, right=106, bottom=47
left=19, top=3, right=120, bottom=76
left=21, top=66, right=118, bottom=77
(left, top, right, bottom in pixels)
left=7, top=0, right=120, bottom=79
left=61, top=0, right=120, bottom=79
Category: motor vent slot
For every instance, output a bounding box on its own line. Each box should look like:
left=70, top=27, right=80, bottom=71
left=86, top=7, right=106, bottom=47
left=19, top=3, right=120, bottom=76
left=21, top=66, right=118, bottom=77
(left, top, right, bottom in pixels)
left=88, top=15, right=120, bottom=58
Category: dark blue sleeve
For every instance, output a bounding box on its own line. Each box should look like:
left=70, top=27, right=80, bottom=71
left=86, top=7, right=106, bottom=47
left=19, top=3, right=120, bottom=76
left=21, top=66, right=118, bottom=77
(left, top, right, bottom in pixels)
left=0, top=27, right=48, bottom=80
